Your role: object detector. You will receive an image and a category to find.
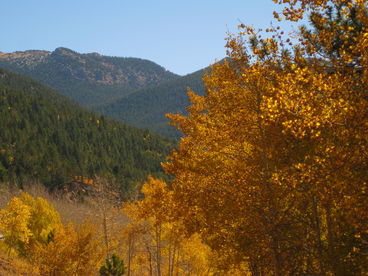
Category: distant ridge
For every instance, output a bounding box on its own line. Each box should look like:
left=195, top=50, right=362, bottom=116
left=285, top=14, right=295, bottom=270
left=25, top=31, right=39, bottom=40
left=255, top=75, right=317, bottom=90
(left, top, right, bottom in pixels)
left=0, top=47, right=225, bottom=139
left=0, top=47, right=179, bottom=106
left=96, top=67, right=208, bottom=138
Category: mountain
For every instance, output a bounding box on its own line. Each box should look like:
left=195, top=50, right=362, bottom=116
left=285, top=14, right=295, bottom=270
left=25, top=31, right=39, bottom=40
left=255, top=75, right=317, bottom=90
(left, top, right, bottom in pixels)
left=0, top=47, right=221, bottom=139
left=0, top=48, right=179, bottom=106
left=95, top=67, right=208, bottom=138
left=0, top=68, right=175, bottom=196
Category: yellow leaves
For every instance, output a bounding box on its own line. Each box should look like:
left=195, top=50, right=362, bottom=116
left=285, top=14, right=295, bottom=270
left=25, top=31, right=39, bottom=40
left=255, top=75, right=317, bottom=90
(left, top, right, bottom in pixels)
left=0, top=194, right=103, bottom=275
left=23, top=193, right=60, bottom=240
left=176, top=233, right=213, bottom=275
left=0, top=197, right=33, bottom=250
left=163, top=1, right=368, bottom=273
left=131, top=176, right=173, bottom=224
left=273, top=11, right=283, bottom=22
left=0, top=193, right=60, bottom=256
left=32, top=222, right=102, bottom=276
left=121, top=177, right=217, bottom=275
left=7, top=155, right=14, bottom=164
left=325, top=145, right=335, bottom=154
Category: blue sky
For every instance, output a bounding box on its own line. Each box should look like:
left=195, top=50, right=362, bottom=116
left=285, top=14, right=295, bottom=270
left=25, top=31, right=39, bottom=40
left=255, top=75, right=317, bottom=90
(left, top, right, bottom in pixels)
left=1, top=0, right=303, bottom=75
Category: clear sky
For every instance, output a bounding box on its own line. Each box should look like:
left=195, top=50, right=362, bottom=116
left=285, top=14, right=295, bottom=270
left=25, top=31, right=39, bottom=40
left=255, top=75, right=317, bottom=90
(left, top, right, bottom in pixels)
left=1, top=0, right=303, bottom=75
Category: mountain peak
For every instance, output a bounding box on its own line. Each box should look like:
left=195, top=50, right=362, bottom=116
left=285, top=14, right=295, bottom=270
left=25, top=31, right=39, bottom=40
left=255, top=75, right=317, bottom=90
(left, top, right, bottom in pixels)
left=0, top=47, right=179, bottom=106
left=52, top=47, right=79, bottom=57
left=87, top=52, right=102, bottom=57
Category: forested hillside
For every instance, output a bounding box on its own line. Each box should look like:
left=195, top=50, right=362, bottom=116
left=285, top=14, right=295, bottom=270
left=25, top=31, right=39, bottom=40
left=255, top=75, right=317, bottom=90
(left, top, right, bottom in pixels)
left=96, top=68, right=207, bottom=138
left=0, top=48, right=218, bottom=138
left=0, top=48, right=179, bottom=106
left=0, top=69, right=175, bottom=193
left=1, top=0, right=366, bottom=274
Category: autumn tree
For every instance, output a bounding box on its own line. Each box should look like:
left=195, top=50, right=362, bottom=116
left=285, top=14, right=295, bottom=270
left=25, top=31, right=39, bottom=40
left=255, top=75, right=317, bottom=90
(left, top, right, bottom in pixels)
left=31, top=222, right=103, bottom=275
left=0, top=193, right=60, bottom=257
left=163, top=0, right=367, bottom=274
left=121, top=177, right=217, bottom=276
left=0, top=193, right=105, bottom=275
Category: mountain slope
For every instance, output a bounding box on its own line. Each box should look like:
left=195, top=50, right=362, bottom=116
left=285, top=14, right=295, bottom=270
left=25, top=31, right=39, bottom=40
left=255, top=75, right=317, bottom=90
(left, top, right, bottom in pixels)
left=95, top=67, right=208, bottom=138
left=0, top=69, right=175, bottom=194
left=0, top=48, right=179, bottom=106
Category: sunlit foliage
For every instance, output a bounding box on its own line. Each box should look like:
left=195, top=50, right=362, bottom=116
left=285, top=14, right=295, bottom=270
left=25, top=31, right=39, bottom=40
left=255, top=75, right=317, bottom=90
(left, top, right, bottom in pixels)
left=121, top=177, right=219, bottom=275
left=164, top=0, right=367, bottom=274
left=0, top=193, right=60, bottom=257
left=0, top=194, right=104, bottom=275
left=31, top=222, right=102, bottom=275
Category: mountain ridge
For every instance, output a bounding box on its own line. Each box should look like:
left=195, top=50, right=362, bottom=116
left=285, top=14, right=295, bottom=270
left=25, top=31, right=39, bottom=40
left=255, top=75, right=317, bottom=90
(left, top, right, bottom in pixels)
left=0, top=47, right=179, bottom=106
left=0, top=47, right=225, bottom=138
left=96, top=67, right=208, bottom=138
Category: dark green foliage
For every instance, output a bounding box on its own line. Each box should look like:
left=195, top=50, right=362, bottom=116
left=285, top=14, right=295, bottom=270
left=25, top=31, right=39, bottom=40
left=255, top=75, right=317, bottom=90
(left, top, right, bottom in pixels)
left=301, top=1, right=366, bottom=66
left=99, top=254, right=125, bottom=276
left=96, top=68, right=208, bottom=138
left=0, top=69, right=175, bottom=195
left=0, top=47, right=179, bottom=106
left=0, top=47, right=224, bottom=139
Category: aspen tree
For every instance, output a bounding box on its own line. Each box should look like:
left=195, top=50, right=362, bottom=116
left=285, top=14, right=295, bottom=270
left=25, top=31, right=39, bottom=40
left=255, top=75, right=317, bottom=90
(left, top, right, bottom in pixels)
left=164, top=0, right=367, bottom=274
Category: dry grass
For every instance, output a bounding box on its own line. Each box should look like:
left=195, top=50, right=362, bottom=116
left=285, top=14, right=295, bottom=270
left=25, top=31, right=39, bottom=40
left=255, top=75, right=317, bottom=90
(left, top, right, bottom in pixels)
left=0, top=182, right=129, bottom=227
left=0, top=250, right=40, bottom=276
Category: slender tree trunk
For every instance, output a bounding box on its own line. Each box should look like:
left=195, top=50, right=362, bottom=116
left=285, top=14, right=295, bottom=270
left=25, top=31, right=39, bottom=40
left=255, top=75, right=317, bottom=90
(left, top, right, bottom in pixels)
left=127, top=233, right=132, bottom=276
left=155, top=225, right=162, bottom=276
left=271, top=237, right=283, bottom=276
left=168, top=244, right=172, bottom=276
left=249, top=258, right=261, bottom=276
left=171, top=246, right=176, bottom=276
left=325, top=203, right=337, bottom=275
left=312, top=196, right=326, bottom=275
left=103, top=209, right=110, bottom=258
left=147, top=246, right=153, bottom=276
left=175, top=248, right=180, bottom=276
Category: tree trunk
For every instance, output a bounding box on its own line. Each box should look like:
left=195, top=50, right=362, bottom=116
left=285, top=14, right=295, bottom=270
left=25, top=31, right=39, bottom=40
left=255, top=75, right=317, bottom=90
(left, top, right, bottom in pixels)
left=312, top=196, right=326, bottom=275
left=155, top=225, right=162, bottom=276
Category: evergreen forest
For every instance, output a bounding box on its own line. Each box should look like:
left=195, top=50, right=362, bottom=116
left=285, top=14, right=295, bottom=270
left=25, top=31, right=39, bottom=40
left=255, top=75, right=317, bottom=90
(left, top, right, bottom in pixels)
left=0, top=69, right=174, bottom=193
left=96, top=67, right=207, bottom=138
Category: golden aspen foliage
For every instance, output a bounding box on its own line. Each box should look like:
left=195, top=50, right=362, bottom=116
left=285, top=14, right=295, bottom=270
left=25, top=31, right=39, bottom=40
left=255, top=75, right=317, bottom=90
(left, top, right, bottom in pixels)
left=0, top=193, right=60, bottom=257
left=164, top=0, right=367, bottom=275
left=0, top=197, right=32, bottom=256
left=30, top=222, right=103, bottom=276
left=19, top=193, right=61, bottom=244
left=121, top=177, right=217, bottom=275
left=0, top=193, right=104, bottom=275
